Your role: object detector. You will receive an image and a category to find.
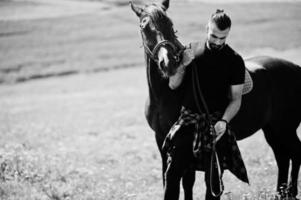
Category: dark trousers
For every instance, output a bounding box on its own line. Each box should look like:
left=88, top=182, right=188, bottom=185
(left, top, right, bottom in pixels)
left=163, top=125, right=194, bottom=200
left=163, top=125, right=224, bottom=200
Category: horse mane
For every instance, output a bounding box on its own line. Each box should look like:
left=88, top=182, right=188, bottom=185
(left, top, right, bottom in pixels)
left=144, top=4, right=177, bottom=41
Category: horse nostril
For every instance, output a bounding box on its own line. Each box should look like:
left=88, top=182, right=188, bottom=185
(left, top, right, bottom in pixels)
left=159, top=60, right=165, bottom=70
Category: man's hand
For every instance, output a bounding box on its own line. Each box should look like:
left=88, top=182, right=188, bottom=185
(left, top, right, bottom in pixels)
left=168, top=48, right=194, bottom=90
left=214, top=84, right=243, bottom=142
left=213, top=120, right=227, bottom=142
left=181, top=48, right=194, bottom=67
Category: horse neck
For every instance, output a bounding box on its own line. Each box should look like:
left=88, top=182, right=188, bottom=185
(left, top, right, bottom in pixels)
left=146, top=56, right=170, bottom=103
left=146, top=55, right=184, bottom=129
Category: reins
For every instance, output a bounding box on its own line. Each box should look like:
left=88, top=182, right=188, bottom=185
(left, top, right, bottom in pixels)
left=191, top=60, right=224, bottom=197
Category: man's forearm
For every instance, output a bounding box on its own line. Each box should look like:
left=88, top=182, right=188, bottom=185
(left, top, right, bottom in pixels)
left=169, top=68, right=185, bottom=89
left=169, top=48, right=195, bottom=90
left=221, top=97, right=242, bottom=123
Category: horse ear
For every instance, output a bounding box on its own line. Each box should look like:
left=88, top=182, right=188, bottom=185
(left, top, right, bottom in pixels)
left=129, top=1, right=143, bottom=17
left=160, top=0, right=169, bottom=11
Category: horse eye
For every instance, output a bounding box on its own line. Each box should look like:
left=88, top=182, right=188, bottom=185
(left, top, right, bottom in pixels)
left=140, top=18, right=149, bottom=29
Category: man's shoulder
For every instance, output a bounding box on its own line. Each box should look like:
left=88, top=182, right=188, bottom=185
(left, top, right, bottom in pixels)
left=187, top=41, right=206, bottom=57
left=224, top=44, right=243, bottom=60
left=224, top=45, right=245, bottom=81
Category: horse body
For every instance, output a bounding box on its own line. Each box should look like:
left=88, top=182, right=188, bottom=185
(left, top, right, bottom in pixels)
left=232, top=56, right=301, bottom=197
left=231, top=57, right=274, bottom=139
left=232, top=56, right=301, bottom=140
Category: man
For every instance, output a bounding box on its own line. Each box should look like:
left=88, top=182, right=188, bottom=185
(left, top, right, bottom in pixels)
left=170, top=9, right=245, bottom=135
left=164, top=9, right=248, bottom=200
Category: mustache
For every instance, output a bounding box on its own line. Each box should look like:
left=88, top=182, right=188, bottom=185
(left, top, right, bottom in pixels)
left=209, top=43, right=224, bottom=49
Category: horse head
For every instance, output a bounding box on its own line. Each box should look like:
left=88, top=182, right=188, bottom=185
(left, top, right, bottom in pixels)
left=130, top=0, right=184, bottom=78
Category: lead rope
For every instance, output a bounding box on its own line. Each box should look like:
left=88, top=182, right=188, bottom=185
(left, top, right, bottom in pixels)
left=191, top=61, right=224, bottom=197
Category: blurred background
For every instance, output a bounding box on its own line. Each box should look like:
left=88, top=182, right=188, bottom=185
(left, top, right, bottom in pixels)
left=0, top=0, right=300, bottom=199
left=1, top=0, right=301, bottom=83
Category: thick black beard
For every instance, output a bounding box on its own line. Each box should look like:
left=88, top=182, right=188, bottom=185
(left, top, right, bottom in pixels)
left=208, top=42, right=225, bottom=52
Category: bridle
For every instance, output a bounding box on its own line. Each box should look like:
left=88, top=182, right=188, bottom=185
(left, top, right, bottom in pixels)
left=142, top=38, right=181, bottom=64
left=139, top=14, right=184, bottom=65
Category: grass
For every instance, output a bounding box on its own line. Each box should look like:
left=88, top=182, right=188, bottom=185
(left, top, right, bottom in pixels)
left=0, top=68, right=164, bottom=200
left=0, top=67, right=300, bottom=200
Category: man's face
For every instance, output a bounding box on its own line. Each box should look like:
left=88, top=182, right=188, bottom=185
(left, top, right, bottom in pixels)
left=206, top=22, right=230, bottom=51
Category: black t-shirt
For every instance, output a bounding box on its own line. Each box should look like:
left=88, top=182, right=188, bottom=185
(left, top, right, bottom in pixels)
left=182, top=41, right=245, bottom=114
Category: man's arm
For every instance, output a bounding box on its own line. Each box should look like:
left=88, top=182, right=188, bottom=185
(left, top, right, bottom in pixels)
left=169, top=48, right=194, bottom=89
left=214, top=84, right=243, bottom=140
left=169, top=65, right=186, bottom=89
left=222, top=84, right=244, bottom=123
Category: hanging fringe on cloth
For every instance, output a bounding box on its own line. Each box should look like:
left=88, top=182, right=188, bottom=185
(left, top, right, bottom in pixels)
left=162, top=107, right=249, bottom=196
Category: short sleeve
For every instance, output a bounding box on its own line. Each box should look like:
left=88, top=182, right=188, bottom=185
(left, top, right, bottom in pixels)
left=229, top=54, right=245, bottom=85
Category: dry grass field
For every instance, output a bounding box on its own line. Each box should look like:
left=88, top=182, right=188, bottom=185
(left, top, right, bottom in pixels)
left=0, top=0, right=301, bottom=199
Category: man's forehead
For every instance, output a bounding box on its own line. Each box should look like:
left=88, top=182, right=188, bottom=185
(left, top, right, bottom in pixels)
left=208, top=22, right=230, bottom=36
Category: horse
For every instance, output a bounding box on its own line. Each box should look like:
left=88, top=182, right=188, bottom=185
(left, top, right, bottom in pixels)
left=130, top=1, right=301, bottom=200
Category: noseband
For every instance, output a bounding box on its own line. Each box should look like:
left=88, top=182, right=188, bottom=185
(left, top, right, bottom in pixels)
left=142, top=36, right=183, bottom=64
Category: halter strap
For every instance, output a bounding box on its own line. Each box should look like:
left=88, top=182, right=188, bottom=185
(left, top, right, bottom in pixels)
left=141, top=36, right=179, bottom=63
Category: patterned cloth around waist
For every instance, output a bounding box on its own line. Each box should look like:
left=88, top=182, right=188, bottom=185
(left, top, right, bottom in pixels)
left=163, top=107, right=249, bottom=184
